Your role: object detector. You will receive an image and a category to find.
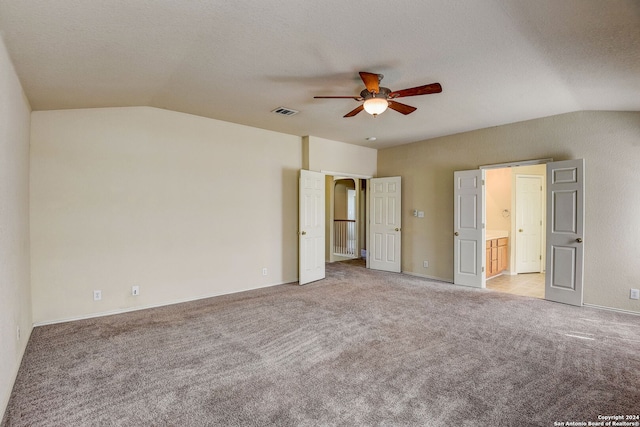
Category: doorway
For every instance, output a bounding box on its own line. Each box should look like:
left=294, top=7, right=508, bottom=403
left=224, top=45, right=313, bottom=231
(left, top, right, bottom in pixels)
left=299, top=170, right=404, bottom=282
left=484, top=164, right=546, bottom=298
left=326, top=176, right=368, bottom=264
left=454, top=159, right=585, bottom=306
left=325, top=174, right=402, bottom=273
left=333, top=178, right=358, bottom=259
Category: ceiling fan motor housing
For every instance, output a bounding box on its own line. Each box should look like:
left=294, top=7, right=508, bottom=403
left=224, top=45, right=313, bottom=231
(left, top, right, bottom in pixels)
left=361, top=87, right=391, bottom=100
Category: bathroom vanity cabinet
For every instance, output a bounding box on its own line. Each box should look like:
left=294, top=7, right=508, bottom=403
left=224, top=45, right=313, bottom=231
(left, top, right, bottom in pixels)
left=486, top=237, right=508, bottom=278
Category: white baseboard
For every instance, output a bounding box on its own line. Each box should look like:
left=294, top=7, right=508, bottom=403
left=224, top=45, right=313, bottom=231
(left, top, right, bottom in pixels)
left=33, top=281, right=292, bottom=327
left=583, top=303, right=640, bottom=316
left=31, top=278, right=638, bottom=328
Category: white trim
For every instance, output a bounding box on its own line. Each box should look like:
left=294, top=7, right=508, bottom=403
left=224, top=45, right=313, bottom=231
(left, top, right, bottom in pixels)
left=480, top=158, right=553, bottom=170
left=321, top=170, right=373, bottom=179
left=33, top=281, right=291, bottom=327
left=33, top=285, right=639, bottom=328
left=583, top=303, right=640, bottom=317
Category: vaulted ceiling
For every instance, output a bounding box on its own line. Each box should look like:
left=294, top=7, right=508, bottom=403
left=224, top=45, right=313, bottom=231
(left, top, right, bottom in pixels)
left=1, top=0, right=639, bottom=148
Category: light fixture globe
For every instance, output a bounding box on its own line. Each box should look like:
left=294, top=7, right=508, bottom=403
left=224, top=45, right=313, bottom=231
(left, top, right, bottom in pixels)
left=363, top=97, right=388, bottom=116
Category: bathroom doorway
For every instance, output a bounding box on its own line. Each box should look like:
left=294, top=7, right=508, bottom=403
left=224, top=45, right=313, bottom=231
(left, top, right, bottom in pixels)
left=484, top=164, right=546, bottom=298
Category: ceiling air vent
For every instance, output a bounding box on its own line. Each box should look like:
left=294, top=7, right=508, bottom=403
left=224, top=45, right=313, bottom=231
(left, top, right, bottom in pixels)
left=271, top=107, right=299, bottom=116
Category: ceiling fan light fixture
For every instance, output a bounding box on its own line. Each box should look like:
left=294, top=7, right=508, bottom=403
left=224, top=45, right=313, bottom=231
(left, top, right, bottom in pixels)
left=314, top=71, right=440, bottom=118
left=363, top=97, right=388, bottom=116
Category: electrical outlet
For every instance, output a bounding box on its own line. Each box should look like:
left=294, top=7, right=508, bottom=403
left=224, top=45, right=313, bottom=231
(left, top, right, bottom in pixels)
left=631, top=289, right=640, bottom=300
left=423, top=261, right=429, bottom=268
left=93, top=290, right=102, bottom=301
left=132, top=286, right=140, bottom=296
left=262, top=268, right=268, bottom=276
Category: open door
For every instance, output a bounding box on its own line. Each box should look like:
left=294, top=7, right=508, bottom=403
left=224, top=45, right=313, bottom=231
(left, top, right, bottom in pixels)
left=299, top=170, right=325, bottom=285
left=453, top=169, right=486, bottom=288
left=369, top=176, right=401, bottom=273
left=545, top=159, right=584, bottom=306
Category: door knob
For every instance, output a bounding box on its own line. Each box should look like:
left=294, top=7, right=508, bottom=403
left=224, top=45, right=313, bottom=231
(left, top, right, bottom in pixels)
left=576, top=237, right=582, bottom=243
left=395, top=228, right=400, bottom=232
left=301, top=231, right=306, bottom=235
left=519, top=229, right=523, bottom=232
left=454, top=231, right=459, bottom=236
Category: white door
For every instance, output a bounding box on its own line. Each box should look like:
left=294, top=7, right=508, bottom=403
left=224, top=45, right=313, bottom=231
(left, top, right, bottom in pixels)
left=515, top=175, right=543, bottom=273
left=545, top=159, right=584, bottom=306
left=369, top=177, right=401, bottom=273
left=299, top=170, right=325, bottom=285
left=454, top=169, right=486, bottom=288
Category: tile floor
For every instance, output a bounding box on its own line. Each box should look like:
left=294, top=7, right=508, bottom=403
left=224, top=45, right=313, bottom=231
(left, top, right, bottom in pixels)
left=486, top=272, right=545, bottom=298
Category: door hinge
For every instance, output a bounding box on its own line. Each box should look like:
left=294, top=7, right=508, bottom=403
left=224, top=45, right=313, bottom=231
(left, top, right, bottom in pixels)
left=482, top=266, right=485, bottom=272
left=482, top=179, right=485, bottom=186
left=540, top=255, right=542, bottom=260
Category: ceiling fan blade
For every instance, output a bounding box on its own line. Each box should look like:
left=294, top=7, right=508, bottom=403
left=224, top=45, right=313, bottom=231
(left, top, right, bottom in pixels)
left=314, top=96, right=362, bottom=100
left=389, top=83, right=442, bottom=98
left=344, top=105, right=364, bottom=118
left=388, top=100, right=417, bottom=115
left=359, top=72, right=380, bottom=94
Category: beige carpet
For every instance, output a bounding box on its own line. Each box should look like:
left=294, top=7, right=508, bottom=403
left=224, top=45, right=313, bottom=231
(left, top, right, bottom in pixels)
left=3, top=260, right=640, bottom=426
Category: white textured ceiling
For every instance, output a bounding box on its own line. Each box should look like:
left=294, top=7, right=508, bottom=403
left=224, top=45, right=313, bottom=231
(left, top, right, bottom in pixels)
left=1, top=0, right=639, bottom=148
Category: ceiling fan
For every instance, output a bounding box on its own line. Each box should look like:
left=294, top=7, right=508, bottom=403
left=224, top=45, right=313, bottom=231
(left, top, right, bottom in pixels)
left=314, top=71, right=442, bottom=118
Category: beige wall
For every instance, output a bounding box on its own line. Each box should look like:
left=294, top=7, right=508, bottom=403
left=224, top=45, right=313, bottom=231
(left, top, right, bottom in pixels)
left=378, top=111, right=640, bottom=313
left=486, top=168, right=512, bottom=232
left=0, top=37, right=32, bottom=417
left=30, top=107, right=302, bottom=324
left=303, top=135, right=375, bottom=263
left=303, top=135, right=377, bottom=177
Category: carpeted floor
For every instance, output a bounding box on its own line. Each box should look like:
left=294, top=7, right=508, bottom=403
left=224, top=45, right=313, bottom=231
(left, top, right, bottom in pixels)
left=3, top=260, right=640, bottom=426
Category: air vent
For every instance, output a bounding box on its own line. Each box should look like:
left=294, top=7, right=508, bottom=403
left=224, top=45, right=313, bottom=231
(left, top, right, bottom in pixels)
left=271, top=107, right=299, bottom=116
